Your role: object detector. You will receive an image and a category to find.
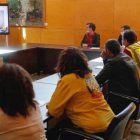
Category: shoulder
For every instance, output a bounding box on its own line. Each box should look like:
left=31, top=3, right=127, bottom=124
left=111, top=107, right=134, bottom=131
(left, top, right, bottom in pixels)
left=94, top=32, right=100, bottom=36
left=124, top=47, right=133, bottom=57
left=61, top=73, right=82, bottom=83
left=129, top=43, right=140, bottom=49
left=113, top=53, right=136, bottom=67
left=58, top=73, right=85, bottom=89
left=83, top=33, right=87, bottom=37
left=106, top=53, right=127, bottom=65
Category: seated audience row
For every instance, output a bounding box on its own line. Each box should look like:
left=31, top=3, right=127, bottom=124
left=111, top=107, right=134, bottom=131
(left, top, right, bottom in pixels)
left=47, top=39, right=140, bottom=139
left=96, top=39, right=140, bottom=113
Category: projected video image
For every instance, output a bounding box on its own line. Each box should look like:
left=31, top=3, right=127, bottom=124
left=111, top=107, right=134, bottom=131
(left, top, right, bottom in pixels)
left=0, top=4, right=9, bottom=35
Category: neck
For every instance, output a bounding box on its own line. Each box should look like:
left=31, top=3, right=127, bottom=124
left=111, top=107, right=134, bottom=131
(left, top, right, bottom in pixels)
left=88, top=30, right=94, bottom=35
left=109, top=53, right=117, bottom=58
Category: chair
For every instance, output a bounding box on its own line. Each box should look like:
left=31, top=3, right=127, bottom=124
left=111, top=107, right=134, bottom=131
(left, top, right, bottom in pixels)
left=58, top=102, right=136, bottom=140
left=106, top=91, right=140, bottom=119
left=101, top=81, right=140, bottom=119
left=102, top=90, right=140, bottom=138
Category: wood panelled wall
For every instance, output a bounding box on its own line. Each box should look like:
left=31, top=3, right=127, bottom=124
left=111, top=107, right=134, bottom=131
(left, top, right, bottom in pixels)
left=0, top=0, right=140, bottom=48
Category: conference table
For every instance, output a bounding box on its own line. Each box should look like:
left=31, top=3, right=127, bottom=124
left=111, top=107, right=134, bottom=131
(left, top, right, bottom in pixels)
left=0, top=43, right=101, bottom=75
left=33, top=82, right=56, bottom=121
left=88, top=57, right=103, bottom=76
left=35, top=73, right=60, bottom=85
left=35, top=57, right=103, bottom=85
left=33, top=57, right=103, bottom=121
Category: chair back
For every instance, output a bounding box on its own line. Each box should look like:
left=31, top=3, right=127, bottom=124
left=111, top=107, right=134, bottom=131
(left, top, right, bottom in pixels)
left=105, top=102, right=136, bottom=140
left=106, top=91, right=139, bottom=119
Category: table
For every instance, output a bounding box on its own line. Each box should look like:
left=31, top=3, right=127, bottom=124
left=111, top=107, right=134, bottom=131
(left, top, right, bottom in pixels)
left=0, top=43, right=101, bottom=74
left=33, top=82, right=56, bottom=120
left=0, top=45, right=39, bottom=74
left=35, top=57, right=103, bottom=85
left=88, top=57, right=103, bottom=76
left=35, top=73, right=60, bottom=85
left=38, top=45, right=101, bottom=74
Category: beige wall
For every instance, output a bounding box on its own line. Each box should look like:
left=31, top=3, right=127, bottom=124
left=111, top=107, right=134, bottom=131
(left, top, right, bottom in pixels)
left=0, top=0, right=140, bottom=48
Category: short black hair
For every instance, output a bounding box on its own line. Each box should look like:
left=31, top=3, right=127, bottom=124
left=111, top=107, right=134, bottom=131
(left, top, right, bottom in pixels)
left=87, top=23, right=96, bottom=31
left=105, top=39, right=121, bottom=55
left=123, top=30, right=137, bottom=45
left=121, top=25, right=130, bottom=30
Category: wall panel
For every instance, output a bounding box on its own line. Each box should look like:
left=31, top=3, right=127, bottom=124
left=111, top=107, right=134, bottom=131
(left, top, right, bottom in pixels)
left=0, top=0, right=140, bottom=48
left=74, top=0, right=114, bottom=47
left=114, top=0, right=140, bottom=39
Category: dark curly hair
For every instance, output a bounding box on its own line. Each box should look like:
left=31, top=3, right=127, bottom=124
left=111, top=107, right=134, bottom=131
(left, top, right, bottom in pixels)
left=55, top=47, right=92, bottom=78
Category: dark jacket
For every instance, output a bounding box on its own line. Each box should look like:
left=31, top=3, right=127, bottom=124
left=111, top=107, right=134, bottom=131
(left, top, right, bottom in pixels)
left=96, top=53, right=140, bottom=98
left=118, top=34, right=122, bottom=45
left=81, top=32, right=100, bottom=47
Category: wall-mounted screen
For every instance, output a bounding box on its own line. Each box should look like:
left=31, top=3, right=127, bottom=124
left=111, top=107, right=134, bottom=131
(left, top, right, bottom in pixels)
left=0, top=4, right=9, bottom=35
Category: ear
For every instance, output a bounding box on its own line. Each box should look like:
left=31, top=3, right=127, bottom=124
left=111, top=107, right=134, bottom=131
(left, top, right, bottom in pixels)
left=105, top=48, right=111, bottom=58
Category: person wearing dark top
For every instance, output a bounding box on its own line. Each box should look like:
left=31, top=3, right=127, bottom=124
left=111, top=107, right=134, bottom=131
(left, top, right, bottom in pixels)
left=95, top=39, right=140, bottom=114
left=118, top=25, right=130, bottom=46
left=81, top=22, right=100, bottom=48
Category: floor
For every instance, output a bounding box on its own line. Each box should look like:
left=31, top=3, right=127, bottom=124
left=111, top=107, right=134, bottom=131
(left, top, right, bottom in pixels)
left=31, top=73, right=140, bottom=140
left=128, top=120, right=140, bottom=140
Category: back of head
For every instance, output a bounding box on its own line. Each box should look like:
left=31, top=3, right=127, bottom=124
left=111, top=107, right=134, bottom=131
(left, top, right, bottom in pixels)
left=105, top=39, right=121, bottom=55
left=87, top=22, right=96, bottom=31
left=0, top=63, right=36, bottom=117
left=55, top=47, right=91, bottom=77
left=123, top=30, right=137, bottom=45
left=121, top=25, right=130, bottom=30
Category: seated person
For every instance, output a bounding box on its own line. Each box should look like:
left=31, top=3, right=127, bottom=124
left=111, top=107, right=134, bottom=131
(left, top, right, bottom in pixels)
left=47, top=47, right=114, bottom=139
left=81, top=22, right=100, bottom=48
left=122, top=29, right=140, bottom=70
left=0, top=64, right=46, bottom=140
left=118, top=25, right=130, bottom=46
left=95, top=39, right=140, bottom=113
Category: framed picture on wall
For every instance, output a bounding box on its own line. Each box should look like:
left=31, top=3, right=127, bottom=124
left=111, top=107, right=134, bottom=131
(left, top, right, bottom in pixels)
left=0, top=4, right=9, bottom=35
left=7, top=0, right=45, bottom=27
